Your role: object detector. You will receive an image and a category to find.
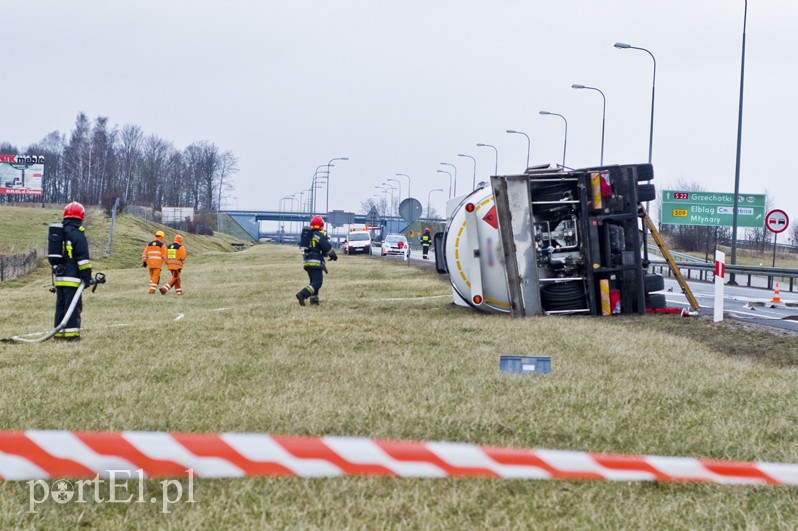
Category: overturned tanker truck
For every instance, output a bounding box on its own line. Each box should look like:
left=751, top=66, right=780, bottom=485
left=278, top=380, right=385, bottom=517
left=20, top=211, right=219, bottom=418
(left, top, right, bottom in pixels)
left=433, top=163, right=678, bottom=317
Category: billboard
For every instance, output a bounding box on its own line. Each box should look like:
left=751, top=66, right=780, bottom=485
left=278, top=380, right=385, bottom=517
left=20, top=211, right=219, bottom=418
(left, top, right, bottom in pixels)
left=0, top=154, right=44, bottom=196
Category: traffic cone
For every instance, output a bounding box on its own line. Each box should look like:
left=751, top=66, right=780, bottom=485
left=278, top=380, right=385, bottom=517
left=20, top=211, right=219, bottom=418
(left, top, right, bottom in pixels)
left=771, top=282, right=782, bottom=303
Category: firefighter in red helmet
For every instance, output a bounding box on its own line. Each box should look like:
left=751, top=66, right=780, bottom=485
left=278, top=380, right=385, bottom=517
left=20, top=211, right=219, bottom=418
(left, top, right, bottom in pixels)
left=421, top=227, right=432, bottom=260
left=53, top=202, right=92, bottom=340
left=296, top=215, right=337, bottom=306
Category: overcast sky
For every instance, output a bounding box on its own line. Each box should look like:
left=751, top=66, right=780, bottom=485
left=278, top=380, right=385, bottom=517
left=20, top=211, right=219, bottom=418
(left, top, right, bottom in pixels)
left=4, top=0, right=797, bottom=224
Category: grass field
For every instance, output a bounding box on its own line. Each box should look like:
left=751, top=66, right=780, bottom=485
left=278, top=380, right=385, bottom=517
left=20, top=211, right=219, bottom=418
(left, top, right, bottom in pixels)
left=1, top=207, right=798, bottom=528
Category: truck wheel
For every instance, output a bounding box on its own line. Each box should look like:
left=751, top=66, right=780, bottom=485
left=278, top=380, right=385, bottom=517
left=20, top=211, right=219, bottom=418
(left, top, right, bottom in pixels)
left=637, top=183, right=656, bottom=203
left=644, top=273, right=665, bottom=293
left=636, top=163, right=654, bottom=181
left=365, top=245, right=370, bottom=254
left=645, top=293, right=667, bottom=309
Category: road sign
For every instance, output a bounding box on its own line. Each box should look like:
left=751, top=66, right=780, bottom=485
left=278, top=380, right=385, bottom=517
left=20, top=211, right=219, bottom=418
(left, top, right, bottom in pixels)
left=398, top=197, right=423, bottom=223
left=660, top=190, right=766, bottom=228
left=765, top=209, right=789, bottom=234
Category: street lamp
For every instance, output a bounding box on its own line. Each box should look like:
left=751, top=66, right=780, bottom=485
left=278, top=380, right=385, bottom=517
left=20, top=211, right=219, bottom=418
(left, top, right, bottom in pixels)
left=311, top=164, right=330, bottom=214
left=375, top=185, right=390, bottom=216
left=476, top=143, right=498, bottom=177
left=395, top=173, right=411, bottom=200
left=571, top=84, right=606, bottom=165
left=506, top=130, right=531, bottom=170
left=387, top=178, right=402, bottom=202
left=382, top=182, right=397, bottom=215
left=325, top=156, right=349, bottom=214
left=440, top=162, right=458, bottom=197
left=437, top=169, right=453, bottom=198
left=730, top=0, right=748, bottom=281
left=427, top=188, right=444, bottom=220
left=614, top=42, right=656, bottom=164
left=457, top=154, right=477, bottom=191
left=539, top=111, right=568, bottom=168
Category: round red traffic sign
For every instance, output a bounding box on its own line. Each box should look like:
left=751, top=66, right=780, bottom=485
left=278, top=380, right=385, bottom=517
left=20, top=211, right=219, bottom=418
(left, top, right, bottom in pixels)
left=765, top=209, right=789, bottom=234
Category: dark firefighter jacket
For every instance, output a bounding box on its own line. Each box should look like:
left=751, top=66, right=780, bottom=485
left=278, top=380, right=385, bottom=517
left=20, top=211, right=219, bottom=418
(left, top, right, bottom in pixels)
left=421, top=233, right=432, bottom=247
left=303, top=229, right=332, bottom=268
left=55, top=218, right=92, bottom=288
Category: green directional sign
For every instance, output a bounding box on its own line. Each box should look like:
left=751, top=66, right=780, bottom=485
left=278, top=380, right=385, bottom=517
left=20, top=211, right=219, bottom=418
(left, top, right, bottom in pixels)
left=661, top=190, right=766, bottom=228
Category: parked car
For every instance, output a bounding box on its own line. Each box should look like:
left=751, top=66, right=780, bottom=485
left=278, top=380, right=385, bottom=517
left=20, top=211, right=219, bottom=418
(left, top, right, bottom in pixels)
left=342, top=231, right=372, bottom=255
left=381, top=234, right=411, bottom=257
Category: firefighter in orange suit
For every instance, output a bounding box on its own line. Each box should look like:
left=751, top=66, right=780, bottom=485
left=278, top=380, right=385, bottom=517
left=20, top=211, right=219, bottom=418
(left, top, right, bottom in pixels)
left=159, top=234, right=187, bottom=295
left=141, top=230, right=168, bottom=293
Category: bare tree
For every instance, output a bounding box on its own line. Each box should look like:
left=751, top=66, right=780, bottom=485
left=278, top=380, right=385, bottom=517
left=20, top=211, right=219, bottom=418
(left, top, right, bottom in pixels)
left=216, top=151, right=239, bottom=210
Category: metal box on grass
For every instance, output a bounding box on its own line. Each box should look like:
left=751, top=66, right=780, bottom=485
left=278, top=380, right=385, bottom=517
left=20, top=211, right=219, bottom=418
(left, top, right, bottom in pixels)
left=499, top=355, right=551, bottom=375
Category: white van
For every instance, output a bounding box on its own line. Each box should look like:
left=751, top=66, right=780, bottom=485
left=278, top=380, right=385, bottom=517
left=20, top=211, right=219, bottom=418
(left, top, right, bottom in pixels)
left=342, top=231, right=372, bottom=255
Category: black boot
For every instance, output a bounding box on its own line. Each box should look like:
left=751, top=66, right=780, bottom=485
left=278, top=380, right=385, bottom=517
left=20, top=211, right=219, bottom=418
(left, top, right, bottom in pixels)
left=309, top=295, right=320, bottom=305
left=296, top=291, right=306, bottom=306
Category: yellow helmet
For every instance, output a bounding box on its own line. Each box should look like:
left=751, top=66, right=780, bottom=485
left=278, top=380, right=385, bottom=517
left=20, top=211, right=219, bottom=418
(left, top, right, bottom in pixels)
left=155, top=230, right=165, bottom=238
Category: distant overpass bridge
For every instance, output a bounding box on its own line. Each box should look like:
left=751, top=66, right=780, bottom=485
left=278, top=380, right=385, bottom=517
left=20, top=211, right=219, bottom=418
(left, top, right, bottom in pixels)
left=222, top=210, right=428, bottom=241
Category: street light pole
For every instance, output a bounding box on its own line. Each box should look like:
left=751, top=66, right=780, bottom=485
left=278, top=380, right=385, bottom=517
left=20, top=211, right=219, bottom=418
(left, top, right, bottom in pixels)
left=375, top=185, right=390, bottom=216
left=571, top=84, right=606, bottom=165
left=427, top=188, right=444, bottom=220
left=382, top=182, right=397, bottom=215
left=440, top=162, right=458, bottom=197
left=614, top=42, right=656, bottom=164
left=476, top=143, right=498, bottom=178
left=311, top=164, right=328, bottom=214
left=457, top=154, right=477, bottom=191
left=387, top=178, right=402, bottom=202
left=436, top=169, right=453, bottom=198
left=395, top=173, right=411, bottom=200
left=325, top=156, right=349, bottom=214
left=539, top=111, right=568, bottom=168
left=730, top=0, right=748, bottom=282
left=506, top=130, right=531, bottom=169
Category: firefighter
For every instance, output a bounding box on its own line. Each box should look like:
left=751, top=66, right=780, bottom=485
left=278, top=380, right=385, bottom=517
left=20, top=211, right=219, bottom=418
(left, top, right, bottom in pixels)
left=141, top=230, right=168, bottom=293
left=54, top=201, right=92, bottom=341
left=421, top=227, right=432, bottom=259
left=296, top=215, right=337, bottom=306
left=159, top=234, right=187, bottom=295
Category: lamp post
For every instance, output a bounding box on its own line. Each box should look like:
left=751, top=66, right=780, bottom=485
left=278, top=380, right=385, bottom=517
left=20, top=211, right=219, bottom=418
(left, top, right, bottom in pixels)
left=375, top=185, right=390, bottom=216
left=387, top=178, right=402, bottom=202
left=427, top=188, right=444, bottom=220
left=440, top=162, right=458, bottom=197
left=311, top=164, right=329, bottom=214
left=325, top=156, right=349, bottom=214
left=730, top=0, right=748, bottom=282
left=539, top=111, right=568, bottom=168
left=506, top=130, right=531, bottom=170
left=457, top=154, right=477, bottom=191
left=476, top=143, right=498, bottom=178
left=382, top=182, right=397, bottom=215
left=614, top=42, right=656, bottom=164
left=571, top=84, right=606, bottom=165
left=395, top=173, right=411, bottom=200
left=437, top=169, right=453, bottom=198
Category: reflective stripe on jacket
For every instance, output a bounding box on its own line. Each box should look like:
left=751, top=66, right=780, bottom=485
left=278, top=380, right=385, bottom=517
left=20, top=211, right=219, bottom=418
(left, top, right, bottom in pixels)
left=54, top=218, right=91, bottom=286
left=303, top=229, right=332, bottom=268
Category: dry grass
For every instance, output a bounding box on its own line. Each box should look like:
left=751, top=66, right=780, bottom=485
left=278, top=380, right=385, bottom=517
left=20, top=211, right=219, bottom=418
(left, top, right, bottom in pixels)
left=1, top=239, right=798, bottom=528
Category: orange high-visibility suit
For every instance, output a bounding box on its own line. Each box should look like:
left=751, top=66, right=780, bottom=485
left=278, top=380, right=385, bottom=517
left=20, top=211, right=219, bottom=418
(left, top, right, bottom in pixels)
left=160, top=235, right=187, bottom=295
left=141, top=233, right=168, bottom=294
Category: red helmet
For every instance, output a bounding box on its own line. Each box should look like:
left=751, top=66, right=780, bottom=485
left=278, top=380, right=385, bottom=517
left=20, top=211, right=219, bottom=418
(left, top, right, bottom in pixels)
left=310, top=215, right=324, bottom=229
left=424, top=227, right=430, bottom=233
left=63, top=201, right=85, bottom=220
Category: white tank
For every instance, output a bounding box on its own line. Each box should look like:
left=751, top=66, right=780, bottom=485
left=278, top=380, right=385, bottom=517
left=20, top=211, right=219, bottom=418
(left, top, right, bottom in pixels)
left=443, top=185, right=511, bottom=314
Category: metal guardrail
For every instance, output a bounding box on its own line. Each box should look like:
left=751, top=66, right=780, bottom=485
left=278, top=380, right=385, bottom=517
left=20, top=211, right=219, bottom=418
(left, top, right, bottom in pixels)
left=648, top=260, right=798, bottom=292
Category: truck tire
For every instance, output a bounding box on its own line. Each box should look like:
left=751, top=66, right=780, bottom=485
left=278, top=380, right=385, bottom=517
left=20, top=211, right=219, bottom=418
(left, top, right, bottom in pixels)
left=637, top=183, right=656, bottom=203
left=541, top=281, right=587, bottom=312
left=645, top=293, right=667, bottom=309
left=636, top=163, right=654, bottom=181
left=644, top=273, right=665, bottom=293
left=365, top=245, right=371, bottom=254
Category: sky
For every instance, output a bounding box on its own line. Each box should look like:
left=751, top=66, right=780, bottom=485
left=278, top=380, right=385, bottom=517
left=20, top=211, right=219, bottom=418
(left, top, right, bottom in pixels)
left=3, top=0, right=797, bottom=230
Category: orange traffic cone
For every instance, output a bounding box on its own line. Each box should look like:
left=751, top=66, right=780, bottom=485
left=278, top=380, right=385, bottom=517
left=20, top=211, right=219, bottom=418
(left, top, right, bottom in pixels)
left=771, top=282, right=782, bottom=303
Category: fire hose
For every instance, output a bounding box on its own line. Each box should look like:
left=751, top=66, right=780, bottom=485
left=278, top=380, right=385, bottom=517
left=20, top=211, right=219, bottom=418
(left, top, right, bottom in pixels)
left=4, top=272, right=106, bottom=344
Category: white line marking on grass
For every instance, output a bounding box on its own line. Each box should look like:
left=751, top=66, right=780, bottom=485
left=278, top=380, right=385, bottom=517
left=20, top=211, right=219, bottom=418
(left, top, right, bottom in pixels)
left=212, top=308, right=230, bottom=312
left=175, top=314, right=185, bottom=321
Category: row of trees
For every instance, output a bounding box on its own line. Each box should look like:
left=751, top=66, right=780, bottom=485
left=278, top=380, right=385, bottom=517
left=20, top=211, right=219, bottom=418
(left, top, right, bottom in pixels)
left=1, top=112, right=238, bottom=212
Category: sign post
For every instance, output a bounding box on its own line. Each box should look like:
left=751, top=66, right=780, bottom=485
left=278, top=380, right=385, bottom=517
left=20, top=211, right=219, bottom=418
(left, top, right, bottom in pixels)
left=661, top=190, right=766, bottom=228
left=713, top=250, right=725, bottom=322
left=765, top=209, right=789, bottom=271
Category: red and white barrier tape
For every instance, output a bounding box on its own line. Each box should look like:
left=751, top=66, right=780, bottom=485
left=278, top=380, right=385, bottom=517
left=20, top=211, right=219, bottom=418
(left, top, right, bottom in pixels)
left=0, top=431, right=796, bottom=485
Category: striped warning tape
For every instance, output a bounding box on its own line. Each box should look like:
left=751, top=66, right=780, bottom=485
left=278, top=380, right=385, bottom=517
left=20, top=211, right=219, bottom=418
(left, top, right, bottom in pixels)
left=0, top=431, right=796, bottom=485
